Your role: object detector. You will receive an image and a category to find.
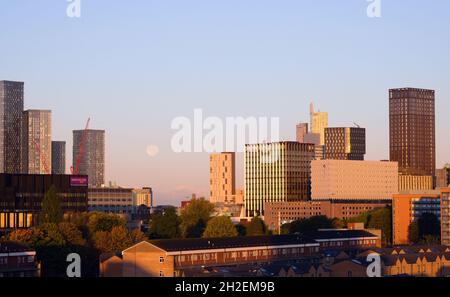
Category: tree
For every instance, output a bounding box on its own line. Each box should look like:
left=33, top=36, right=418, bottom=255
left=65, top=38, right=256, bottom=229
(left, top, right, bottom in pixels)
left=246, top=217, right=268, bottom=236
left=148, top=207, right=181, bottom=239
left=92, top=231, right=112, bottom=253
left=180, top=198, right=215, bottom=238
left=366, top=206, right=392, bottom=246
left=58, top=222, right=86, bottom=246
left=129, top=229, right=147, bottom=243
left=39, top=185, right=63, bottom=225
left=87, top=212, right=125, bottom=234
left=203, top=216, right=238, bottom=238
left=408, top=221, right=420, bottom=243
left=418, top=213, right=440, bottom=238
left=110, top=226, right=133, bottom=252
left=285, top=216, right=334, bottom=234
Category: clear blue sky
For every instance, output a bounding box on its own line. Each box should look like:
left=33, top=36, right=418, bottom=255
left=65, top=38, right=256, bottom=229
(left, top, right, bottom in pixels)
left=1, top=0, right=449, bottom=205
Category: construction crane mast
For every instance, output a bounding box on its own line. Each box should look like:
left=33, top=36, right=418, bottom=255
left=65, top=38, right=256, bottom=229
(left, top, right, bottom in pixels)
left=71, top=118, right=90, bottom=175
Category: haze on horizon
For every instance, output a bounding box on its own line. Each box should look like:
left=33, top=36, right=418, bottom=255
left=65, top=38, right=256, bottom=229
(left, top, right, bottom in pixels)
left=1, top=0, right=449, bottom=205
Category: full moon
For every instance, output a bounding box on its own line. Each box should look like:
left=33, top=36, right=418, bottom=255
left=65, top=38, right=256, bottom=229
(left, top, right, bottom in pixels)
left=146, top=145, right=160, bottom=157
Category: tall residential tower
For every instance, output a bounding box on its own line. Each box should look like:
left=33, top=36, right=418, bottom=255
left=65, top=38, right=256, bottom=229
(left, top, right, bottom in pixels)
left=22, top=110, right=52, bottom=174
left=52, top=141, right=66, bottom=174
left=73, top=129, right=105, bottom=187
left=0, top=81, right=24, bottom=173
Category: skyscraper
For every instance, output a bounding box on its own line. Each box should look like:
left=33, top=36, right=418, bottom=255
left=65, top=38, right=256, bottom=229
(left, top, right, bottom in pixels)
left=52, top=141, right=66, bottom=174
left=245, top=142, right=315, bottom=217
left=310, top=102, right=328, bottom=145
left=296, top=123, right=308, bottom=143
left=22, top=110, right=52, bottom=174
left=325, top=127, right=366, bottom=160
left=73, top=129, right=105, bottom=187
left=0, top=81, right=24, bottom=173
left=209, top=152, right=236, bottom=204
left=389, top=88, right=436, bottom=176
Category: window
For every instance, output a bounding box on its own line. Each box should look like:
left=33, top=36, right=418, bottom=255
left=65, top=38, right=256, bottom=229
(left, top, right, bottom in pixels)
left=159, top=257, right=164, bottom=264
left=159, top=271, right=164, bottom=277
left=348, top=271, right=353, bottom=277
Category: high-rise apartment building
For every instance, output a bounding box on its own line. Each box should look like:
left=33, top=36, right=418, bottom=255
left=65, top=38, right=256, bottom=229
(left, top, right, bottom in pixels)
left=22, top=110, right=52, bottom=174
left=73, top=129, right=105, bottom=187
left=389, top=88, right=436, bottom=177
left=325, top=127, right=366, bottom=160
left=51, top=141, right=66, bottom=174
left=310, top=103, right=328, bottom=145
left=0, top=81, right=24, bottom=174
left=311, top=160, right=398, bottom=200
left=296, top=123, right=308, bottom=143
left=209, top=152, right=235, bottom=204
left=245, top=142, right=315, bottom=217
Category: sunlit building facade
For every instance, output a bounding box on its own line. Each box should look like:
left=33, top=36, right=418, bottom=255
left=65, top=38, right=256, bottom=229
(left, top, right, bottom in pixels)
left=22, top=110, right=52, bottom=174
left=245, top=142, right=315, bottom=217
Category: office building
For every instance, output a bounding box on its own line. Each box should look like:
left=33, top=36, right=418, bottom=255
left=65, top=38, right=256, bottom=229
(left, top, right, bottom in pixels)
left=303, top=133, right=325, bottom=160
left=389, top=88, right=436, bottom=177
left=310, top=103, right=328, bottom=145
left=88, top=187, right=134, bottom=217
left=325, top=127, right=366, bottom=160
left=311, top=160, right=398, bottom=200
left=21, top=110, right=52, bottom=174
left=0, top=81, right=24, bottom=174
left=296, top=123, right=308, bottom=143
left=209, top=152, right=235, bottom=204
left=441, top=188, right=450, bottom=246
left=392, top=191, right=441, bottom=245
left=51, top=141, right=66, bottom=174
left=399, top=175, right=434, bottom=191
left=264, top=200, right=390, bottom=231
left=245, top=142, right=315, bottom=217
left=133, top=187, right=153, bottom=208
left=0, top=174, right=88, bottom=231
left=73, top=129, right=105, bottom=187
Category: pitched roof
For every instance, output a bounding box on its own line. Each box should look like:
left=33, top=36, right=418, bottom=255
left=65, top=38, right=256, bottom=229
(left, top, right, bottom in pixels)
left=146, top=230, right=378, bottom=252
left=149, top=234, right=318, bottom=252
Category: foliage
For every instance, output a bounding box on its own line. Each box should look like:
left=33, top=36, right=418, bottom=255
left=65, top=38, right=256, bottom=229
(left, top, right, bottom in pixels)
left=409, top=212, right=441, bottom=244
left=246, top=217, right=268, bottom=236
left=282, top=216, right=335, bottom=234
left=202, top=216, right=238, bottom=238
left=39, top=185, right=63, bottom=225
left=148, top=207, right=181, bottom=239
left=3, top=212, right=147, bottom=276
left=179, top=198, right=215, bottom=238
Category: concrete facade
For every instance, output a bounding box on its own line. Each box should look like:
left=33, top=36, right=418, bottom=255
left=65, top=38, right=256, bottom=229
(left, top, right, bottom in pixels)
left=311, top=160, right=399, bottom=200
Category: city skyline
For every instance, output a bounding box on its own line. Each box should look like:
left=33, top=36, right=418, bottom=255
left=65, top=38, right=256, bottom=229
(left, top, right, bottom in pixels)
left=1, top=1, right=450, bottom=205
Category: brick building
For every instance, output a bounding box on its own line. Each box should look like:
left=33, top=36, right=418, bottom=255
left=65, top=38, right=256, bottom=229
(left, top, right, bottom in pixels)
left=101, top=230, right=380, bottom=277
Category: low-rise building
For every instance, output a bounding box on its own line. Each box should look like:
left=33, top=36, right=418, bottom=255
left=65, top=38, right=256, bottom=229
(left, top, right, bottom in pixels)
left=0, top=174, right=88, bottom=232
left=0, top=241, right=38, bottom=277
left=101, top=230, right=380, bottom=277
left=264, top=200, right=389, bottom=231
